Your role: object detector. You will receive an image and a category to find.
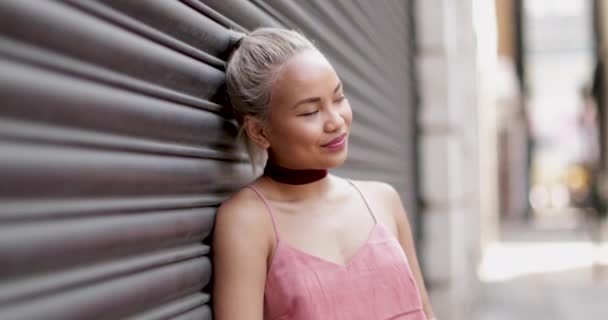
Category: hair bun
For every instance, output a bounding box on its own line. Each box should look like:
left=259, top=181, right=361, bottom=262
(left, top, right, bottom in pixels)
left=226, top=30, right=246, bottom=61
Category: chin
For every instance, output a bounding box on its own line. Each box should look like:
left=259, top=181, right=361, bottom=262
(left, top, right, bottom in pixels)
left=320, top=148, right=348, bottom=169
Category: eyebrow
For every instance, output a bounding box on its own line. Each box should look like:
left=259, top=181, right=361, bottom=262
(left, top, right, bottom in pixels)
left=291, top=81, right=342, bottom=109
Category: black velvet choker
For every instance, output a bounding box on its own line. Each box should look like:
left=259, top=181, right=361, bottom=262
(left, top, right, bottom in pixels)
left=263, top=159, right=328, bottom=185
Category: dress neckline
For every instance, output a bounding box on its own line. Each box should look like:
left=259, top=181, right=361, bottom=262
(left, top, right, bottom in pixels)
left=270, top=222, right=383, bottom=270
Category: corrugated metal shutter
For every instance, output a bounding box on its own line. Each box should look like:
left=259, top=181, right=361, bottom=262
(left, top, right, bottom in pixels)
left=0, top=1, right=417, bottom=319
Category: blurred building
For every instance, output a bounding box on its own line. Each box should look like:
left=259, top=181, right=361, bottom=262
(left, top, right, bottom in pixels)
left=595, top=0, right=608, bottom=170
left=494, top=0, right=529, bottom=222
left=416, top=0, right=493, bottom=319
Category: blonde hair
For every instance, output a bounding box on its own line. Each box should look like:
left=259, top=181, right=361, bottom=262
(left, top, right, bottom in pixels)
left=225, top=27, right=318, bottom=166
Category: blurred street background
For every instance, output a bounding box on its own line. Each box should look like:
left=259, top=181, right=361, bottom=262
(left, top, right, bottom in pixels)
left=478, top=220, right=608, bottom=319
left=473, top=0, right=608, bottom=318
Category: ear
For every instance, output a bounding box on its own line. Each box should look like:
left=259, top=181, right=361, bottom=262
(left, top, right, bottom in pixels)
left=243, top=116, right=270, bottom=149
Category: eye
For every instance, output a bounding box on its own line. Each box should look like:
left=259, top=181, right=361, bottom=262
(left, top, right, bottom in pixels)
left=299, top=110, right=319, bottom=117
left=335, top=95, right=346, bottom=103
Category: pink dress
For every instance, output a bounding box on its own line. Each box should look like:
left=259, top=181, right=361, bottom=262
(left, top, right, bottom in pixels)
left=247, top=182, right=427, bottom=320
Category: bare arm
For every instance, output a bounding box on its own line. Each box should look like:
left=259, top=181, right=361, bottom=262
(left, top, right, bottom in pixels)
left=212, top=192, right=271, bottom=320
left=386, top=185, right=436, bottom=319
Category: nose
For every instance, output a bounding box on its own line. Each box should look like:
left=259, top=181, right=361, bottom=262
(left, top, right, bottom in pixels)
left=323, top=109, right=345, bottom=132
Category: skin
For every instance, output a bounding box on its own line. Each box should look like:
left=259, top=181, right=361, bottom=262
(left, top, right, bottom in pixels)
left=213, top=49, right=435, bottom=319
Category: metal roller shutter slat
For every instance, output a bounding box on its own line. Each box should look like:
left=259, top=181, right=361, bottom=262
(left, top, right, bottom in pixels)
left=0, top=207, right=214, bottom=278
left=180, top=0, right=248, bottom=33
left=0, top=258, right=210, bottom=320
left=1, top=195, right=225, bottom=222
left=0, top=142, right=251, bottom=198
left=169, top=305, right=212, bottom=320
left=0, top=60, right=239, bottom=149
left=0, top=0, right=225, bottom=102
left=125, top=293, right=210, bottom=320
left=0, top=37, right=225, bottom=113
left=63, top=0, right=225, bottom=69
left=0, top=244, right=208, bottom=305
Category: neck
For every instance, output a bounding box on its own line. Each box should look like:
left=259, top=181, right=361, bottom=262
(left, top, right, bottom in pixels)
left=261, top=172, right=335, bottom=201
left=263, top=158, right=328, bottom=185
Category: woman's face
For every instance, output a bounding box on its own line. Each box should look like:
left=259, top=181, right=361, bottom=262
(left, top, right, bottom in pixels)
left=266, top=49, right=352, bottom=169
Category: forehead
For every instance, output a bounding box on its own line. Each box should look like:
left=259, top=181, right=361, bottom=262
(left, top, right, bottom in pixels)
left=271, top=50, right=339, bottom=100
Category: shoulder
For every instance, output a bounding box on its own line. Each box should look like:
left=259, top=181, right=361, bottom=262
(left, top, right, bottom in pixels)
left=347, top=179, right=401, bottom=205
left=213, top=186, right=274, bottom=258
left=216, top=186, right=269, bottom=225
left=215, top=186, right=273, bottom=235
left=346, top=179, right=405, bottom=226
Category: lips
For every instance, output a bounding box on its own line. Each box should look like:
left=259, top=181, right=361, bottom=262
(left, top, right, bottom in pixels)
left=322, top=133, right=347, bottom=147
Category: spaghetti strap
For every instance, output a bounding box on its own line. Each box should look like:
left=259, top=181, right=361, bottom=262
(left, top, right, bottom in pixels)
left=246, top=185, right=280, bottom=241
left=347, top=180, right=378, bottom=224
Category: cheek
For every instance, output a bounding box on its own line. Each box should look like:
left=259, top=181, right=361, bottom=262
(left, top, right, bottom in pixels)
left=293, top=122, right=323, bottom=145
left=272, top=119, right=319, bottom=145
left=343, top=103, right=353, bottom=125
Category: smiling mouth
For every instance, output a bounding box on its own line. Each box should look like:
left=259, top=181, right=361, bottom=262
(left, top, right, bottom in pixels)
left=322, top=133, right=347, bottom=147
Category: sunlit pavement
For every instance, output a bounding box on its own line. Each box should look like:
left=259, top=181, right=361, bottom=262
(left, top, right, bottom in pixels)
left=477, top=216, right=608, bottom=320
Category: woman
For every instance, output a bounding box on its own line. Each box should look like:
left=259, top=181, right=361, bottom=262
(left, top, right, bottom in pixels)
left=213, top=28, right=436, bottom=320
